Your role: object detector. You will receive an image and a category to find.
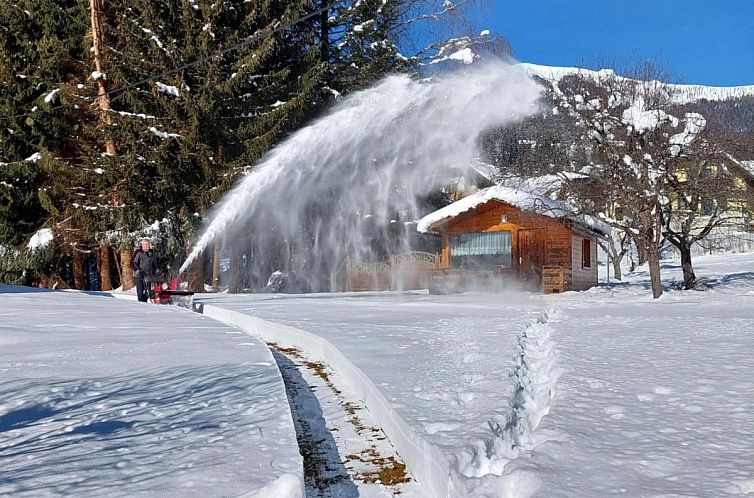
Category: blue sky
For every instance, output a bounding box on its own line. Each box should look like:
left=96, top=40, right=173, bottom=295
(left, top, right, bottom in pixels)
left=482, top=1, right=754, bottom=86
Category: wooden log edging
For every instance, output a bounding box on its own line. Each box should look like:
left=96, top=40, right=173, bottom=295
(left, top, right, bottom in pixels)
left=199, top=304, right=451, bottom=498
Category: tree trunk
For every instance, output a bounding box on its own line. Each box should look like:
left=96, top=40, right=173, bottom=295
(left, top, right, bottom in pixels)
left=679, top=243, right=697, bottom=290
left=186, top=247, right=205, bottom=293
left=646, top=241, right=663, bottom=299
left=89, top=0, right=117, bottom=155
left=320, top=0, right=329, bottom=63
left=606, top=235, right=624, bottom=281
left=612, top=257, right=623, bottom=281
left=120, top=248, right=135, bottom=291
left=212, top=242, right=221, bottom=292
left=228, top=240, right=243, bottom=294
left=636, top=242, right=649, bottom=266
left=99, top=245, right=113, bottom=291
left=72, top=251, right=85, bottom=290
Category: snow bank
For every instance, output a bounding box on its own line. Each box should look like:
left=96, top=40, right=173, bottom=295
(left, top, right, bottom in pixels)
left=417, top=185, right=611, bottom=236
left=456, top=312, right=559, bottom=479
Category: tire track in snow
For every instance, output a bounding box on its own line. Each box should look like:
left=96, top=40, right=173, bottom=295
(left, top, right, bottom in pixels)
left=458, top=309, right=560, bottom=484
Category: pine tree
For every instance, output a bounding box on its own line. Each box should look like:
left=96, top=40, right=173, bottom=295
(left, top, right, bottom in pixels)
left=0, top=0, right=88, bottom=284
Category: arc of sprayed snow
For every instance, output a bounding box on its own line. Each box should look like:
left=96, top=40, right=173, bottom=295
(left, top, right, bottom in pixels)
left=180, top=63, right=542, bottom=275
left=180, top=164, right=282, bottom=274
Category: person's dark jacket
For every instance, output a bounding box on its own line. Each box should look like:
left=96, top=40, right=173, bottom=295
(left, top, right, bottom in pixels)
left=130, top=249, right=158, bottom=277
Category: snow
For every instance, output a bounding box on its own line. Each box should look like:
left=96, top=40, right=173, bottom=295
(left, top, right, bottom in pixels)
left=431, top=47, right=475, bottom=65
left=669, top=112, right=707, bottom=156
left=502, top=171, right=588, bottom=197
left=521, top=62, right=754, bottom=104
left=449, top=48, right=474, bottom=65
left=25, top=152, right=42, bottom=163
left=0, top=288, right=303, bottom=497
left=530, top=252, right=754, bottom=496
left=741, top=160, right=754, bottom=177
left=90, top=71, right=106, bottom=81
left=480, top=30, right=490, bottom=36
left=196, top=251, right=754, bottom=497
left=417, top=185, right=612, bottom=236
left=111, top=110, right=157, bottom=120
left=148, top=127, right=180, bottom=139
left=43, top=89, right=60, bottom=104
left=468, top=158, right=499, bottom=182
left=198, top=291, right=543, bottom=497
left=621, top=96, right=677, bottom=133
left=155, top=81, right=180, bottom=97
left=4, top=250, right=753, bottom=497
left=202, top=23, right=215, bottom=40
left=141, top=28, right=169, bottom=54
left=26, top=228, right=53, bottom=252
left=353, top=20, right=374, bottom=33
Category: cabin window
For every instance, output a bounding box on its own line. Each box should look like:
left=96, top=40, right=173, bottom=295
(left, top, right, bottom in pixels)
left=450, top=231, right=512, bottom=269
left=582, top=238, right=591, bottom=268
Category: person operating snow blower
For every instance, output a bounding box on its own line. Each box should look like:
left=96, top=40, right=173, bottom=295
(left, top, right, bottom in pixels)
left=130, top=238, right=159, bottom=302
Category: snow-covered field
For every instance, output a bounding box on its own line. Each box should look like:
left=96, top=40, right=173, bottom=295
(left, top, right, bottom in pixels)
left=2, top=252, right=752, bottom=497
left=0, top=288, right=302, bottom=497
left=198, top=252, right=754, bottom=497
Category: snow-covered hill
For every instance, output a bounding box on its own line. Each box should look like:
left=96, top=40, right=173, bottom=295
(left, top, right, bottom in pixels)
left=521, top=62, right=754, bottom=105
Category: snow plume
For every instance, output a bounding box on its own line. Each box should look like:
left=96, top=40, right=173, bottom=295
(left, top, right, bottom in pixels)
left=182, top=62, right=541, bottom=288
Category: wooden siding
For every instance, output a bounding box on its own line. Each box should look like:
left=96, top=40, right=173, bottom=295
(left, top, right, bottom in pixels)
left=441, top=201, right=574, bottom=269
left=570, top=230, right=598, bottom=291
left=434, top=200, right=591, bottom=293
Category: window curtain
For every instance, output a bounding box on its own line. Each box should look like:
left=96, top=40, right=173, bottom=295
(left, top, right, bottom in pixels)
left=451, top=232, right=512, bottom=257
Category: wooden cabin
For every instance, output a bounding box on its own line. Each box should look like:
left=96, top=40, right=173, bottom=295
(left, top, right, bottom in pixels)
left=417, top=186, right=611, bottom=294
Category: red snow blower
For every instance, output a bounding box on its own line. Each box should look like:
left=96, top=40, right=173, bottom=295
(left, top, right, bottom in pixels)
left=145, top=276, right=194, bottom=306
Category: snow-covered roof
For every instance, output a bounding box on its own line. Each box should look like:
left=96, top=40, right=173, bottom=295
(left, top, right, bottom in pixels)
left=467, top=158, right=499, bottom=183
left=417, top=185, right=611, bottom=236
left=498, top=171, right=589, bottom=197
left=740, top=161, right=754, bottom=178
left=520, top=63, right=754, bottom=105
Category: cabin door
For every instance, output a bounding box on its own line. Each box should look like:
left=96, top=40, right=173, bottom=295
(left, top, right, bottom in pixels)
left=518, top=229, right=544, bottom=290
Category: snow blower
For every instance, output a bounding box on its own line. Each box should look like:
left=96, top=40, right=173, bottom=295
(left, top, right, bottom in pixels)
left=145, top=276, right=194, bottom=308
